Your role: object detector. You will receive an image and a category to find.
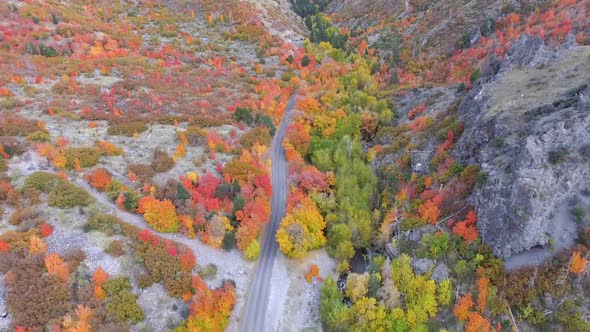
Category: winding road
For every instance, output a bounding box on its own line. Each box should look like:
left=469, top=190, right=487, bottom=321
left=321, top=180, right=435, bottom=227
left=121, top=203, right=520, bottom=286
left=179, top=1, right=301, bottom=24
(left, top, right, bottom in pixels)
left=240, top=90, right=297, bottom=331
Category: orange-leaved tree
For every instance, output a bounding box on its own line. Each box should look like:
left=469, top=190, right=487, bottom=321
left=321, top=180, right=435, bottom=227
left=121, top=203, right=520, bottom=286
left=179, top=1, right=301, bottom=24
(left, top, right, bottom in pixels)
left=570, top=251, right=588, bottom=274
left=137, top=196, right=180, bottom=232
left=45, top=253, right=70, bottom=282
left=89, top=168, right=111, bottom=191
left=453, top=210, right=479, bottom=243
left=92, top=267, right=110, bottom=300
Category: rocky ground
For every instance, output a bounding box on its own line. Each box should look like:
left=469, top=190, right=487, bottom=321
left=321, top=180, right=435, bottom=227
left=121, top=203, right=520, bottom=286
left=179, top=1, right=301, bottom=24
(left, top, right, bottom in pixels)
left=266, top=249, right=337, bottom=332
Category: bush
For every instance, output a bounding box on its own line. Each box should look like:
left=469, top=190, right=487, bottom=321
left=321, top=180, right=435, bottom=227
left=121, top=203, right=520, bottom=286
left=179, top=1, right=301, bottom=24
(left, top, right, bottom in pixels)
left=48, top=181, right=94, bottom=208
left=0, top=228, right=40, bottom=251
left=87, top=213, right=125, bottom=236
left=223, top=231, right=236, bottom=251
left=134, top=241, right=192, bottom=298
left=127, top=164, right=156, bottom=183
left=301, top=55, right=311, bottom=67
left=233, top=107, right=253, bottom=124
left=189, top=116, right=225, bottom=127
left=39, top=43, right=59, bottom=57
left=548, top=147, right=568, bottom=164
left=5, top=254, right=72, bottom=328
left=470, top=69, right=481, bottom=84
left=182, top=126, right=207, bottom=145
left=107, top=121, right=148, bottom=136
left=105, top=240, right=126, bottom=256
left=24, top=171, right=61, bottom=192
left=27, top=130, right=51, bottom=142
left=151, top=149, right=175, bottom=173
left=571, top=206, right=586, bottom=223
left=244, top=239, right=260, bottom=260
left=103, top=277, right=145, bottom=323
left=63, top=147, right=100, bottom=169
left=198, top=264, right=218, bottom=280
left=9, top=208, right=43, bottom=226
left=0, top=114, right=44, bottom=136
left=240, top=126, right=271, bottom=148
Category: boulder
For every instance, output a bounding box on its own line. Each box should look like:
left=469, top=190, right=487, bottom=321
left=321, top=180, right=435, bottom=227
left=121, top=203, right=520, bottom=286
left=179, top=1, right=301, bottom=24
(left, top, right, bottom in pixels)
left=432, top=263, right=450, bottom=283
left=412, top=258, right=434, bottom=275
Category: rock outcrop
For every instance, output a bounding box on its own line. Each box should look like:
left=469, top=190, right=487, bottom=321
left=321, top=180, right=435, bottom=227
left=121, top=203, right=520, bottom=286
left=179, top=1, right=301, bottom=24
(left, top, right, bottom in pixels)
left=454, top=36, right=590, bottom=258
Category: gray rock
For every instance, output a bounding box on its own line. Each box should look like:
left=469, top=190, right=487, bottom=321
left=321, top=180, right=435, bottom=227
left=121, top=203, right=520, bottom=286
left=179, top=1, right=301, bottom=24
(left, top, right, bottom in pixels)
left=500, top=35, right=557, bottom=72
left=432, top=263, right=450, bottom=283
left=385, top=242, right=400, bottom=259
left=454, top=40, right=590, bottom=258
left=412, top=258, right=434, bottom=275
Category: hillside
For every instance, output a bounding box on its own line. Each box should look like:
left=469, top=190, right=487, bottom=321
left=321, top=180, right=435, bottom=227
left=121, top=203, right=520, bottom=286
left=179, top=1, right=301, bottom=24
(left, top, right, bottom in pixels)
left=0, top=0, right=589, bottom=331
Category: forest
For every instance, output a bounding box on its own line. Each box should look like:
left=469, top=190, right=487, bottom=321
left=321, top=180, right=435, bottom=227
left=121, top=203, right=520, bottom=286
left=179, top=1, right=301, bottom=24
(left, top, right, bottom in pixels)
left=0, top=0, right=589, bottom=331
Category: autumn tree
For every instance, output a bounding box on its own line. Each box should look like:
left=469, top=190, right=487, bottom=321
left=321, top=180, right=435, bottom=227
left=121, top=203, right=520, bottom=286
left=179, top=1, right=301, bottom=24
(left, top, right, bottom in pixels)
left=44, top=253, right=70, bottom=282
left=453, top=293, right=474, bottom=321
left=137, top=196, right=179, bottom=232
left=89, top=168, right=111, bottom=191
left=93, top=267, right=110, bottom=300
left=276, top=197, right=326, bottom=258
left=185, top=277, right=236, bottom=331
left=453, top=210, right=479, bottom=243
left=570, top=251, right=588, bottom=274
left=345, top=273, right=369, bottom=302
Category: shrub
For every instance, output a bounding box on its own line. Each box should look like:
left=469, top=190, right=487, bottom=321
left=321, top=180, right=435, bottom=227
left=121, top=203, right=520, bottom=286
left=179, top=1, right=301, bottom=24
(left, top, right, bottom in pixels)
left=24, top=171, right=61, bottom=192
left=419, top=232, right=450, bottom=259
left=5, top=254, right=71, bottom=328
left=89, top=168, right=112, bottom=191
left=233, top=107, right=253, bottom=124
left=48, top=181, right=94, bottom=208
left=222, top=231, right=236, bottom=251
left=9, top=208, right=43, bottom=226
left=0, top=228, right=40, bottom=251
left=63, top=147, right=100, bottom=169
left=470, top=69, right=481, bottom=84
left=105, top=240, right=126, bottom=256
left=244, top=239, right=260, bottom=260
left=189, top=116, right=225, bottom=127
left=579, top=144, right=590, bottom=160
left=39, top=43, right=59, bottom=57
left=198, top=264, right=218, bottom=280
left=137, top=196, right=179, bottom=232
left=0, top=180, right=12, bottom=200
left=571, top=206, right=586, bottom=223
left=548, top=147, right=568, bottom=164
left=134, top=240, right=192, bottom=298
left=27, top=130, right=51, bottom=142
left=127, top=164, right=155, bottom=183
left=240, top=126, right=271, bottom=148
left=182, top=126, right=207, bottom=145
left=0, top=114, right=43, bottom=136
left=555, top=300, right=590, bottom=332
left=97, top=140, right=124, bottom=156
left=107, top=121, right=148, bottom=136
left=151, top=149, right=175, bottom=173
left=103, top=277, right=145, bottom=323
left=301, top=55, right=311, bottom=67
left=223, top=159, right=264, bottom=183
left=87, top=214, right=125, bottom=236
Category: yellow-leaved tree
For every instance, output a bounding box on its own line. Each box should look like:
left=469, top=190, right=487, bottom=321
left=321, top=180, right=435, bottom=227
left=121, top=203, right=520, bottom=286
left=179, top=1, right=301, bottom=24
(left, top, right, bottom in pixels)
left=276, top=197, right=326, bottom=258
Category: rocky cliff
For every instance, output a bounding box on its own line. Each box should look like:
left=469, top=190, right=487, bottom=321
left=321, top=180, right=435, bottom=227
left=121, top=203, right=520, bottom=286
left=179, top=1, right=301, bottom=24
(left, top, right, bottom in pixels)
left=454, top=35, right=590, bottom=258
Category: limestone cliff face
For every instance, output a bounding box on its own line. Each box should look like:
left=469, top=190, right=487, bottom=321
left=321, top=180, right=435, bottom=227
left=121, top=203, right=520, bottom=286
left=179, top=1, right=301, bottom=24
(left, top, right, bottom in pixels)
left=454, top=35, right=590, bottom=257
